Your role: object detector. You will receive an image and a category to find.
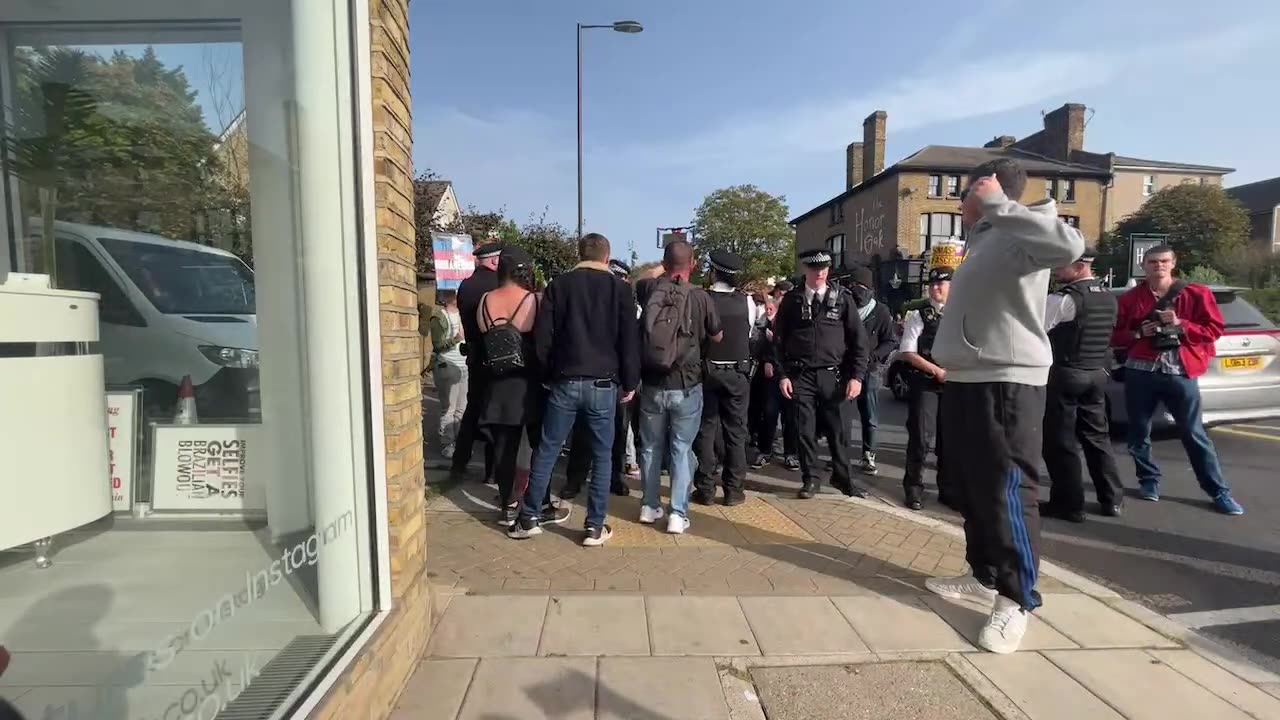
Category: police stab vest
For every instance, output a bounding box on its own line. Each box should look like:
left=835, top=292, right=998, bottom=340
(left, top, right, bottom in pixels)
left=917, top=304, right=943, bottom=362
left=1049, top=278, right=1117, bottom=370
left=780, top=286, right=850, bottom=368
left=706, top=290, right=751, bottom=362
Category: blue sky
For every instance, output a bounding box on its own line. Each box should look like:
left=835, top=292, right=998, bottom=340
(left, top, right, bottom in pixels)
left=411, top=0, right=1280, bottom=261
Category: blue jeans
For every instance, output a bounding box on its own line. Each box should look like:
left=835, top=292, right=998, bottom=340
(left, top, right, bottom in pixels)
left=1123, top=369, right=1229, bottom=498
left=523, top=379, right=618, bottom=529
left=639, top=384, right=704, bottom=518
left=853, top=371, right=882, bottom=455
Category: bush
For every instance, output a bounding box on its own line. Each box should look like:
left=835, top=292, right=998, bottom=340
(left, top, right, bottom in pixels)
left=1183, top=265, right=1225, bottom=285
left=1244, top=288, right=1280, bottom=324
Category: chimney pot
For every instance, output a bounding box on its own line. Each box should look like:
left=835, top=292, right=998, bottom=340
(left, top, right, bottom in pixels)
left=862, top=110, right=887, bottom=182
left=846, top=142, right=865, bottom=189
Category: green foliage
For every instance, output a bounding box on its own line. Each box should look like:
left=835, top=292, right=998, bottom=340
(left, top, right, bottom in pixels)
left=692, top=184, right=795, bottom=283
left=1182, top=265, right=1225, bottom=285
left=510, top=212, right=579, bottom=280
left=1244, top=288, right=1280, bottom=324
left=1113, top=184, right=1250, bottom=270
left=4, top=46, right=247, bottom=272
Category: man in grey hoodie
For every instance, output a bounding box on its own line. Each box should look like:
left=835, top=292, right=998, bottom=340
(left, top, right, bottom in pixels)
left=924, top=158, right=1085, bottom=655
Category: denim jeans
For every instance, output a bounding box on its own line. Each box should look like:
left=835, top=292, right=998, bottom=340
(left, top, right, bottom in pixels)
left=523, top=379, right=618, bottom=529
left=1123, top=369, right=1229, bottom=498
left=853, top=371, right=882, bottom=455
left=639, top=384, right=704, bottom=518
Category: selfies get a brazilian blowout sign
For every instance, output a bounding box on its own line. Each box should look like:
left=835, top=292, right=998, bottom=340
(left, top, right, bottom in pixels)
left=151, top=425, right=266, bottom=511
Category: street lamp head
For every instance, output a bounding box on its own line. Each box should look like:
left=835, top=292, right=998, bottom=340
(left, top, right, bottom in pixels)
left=612, top=20, right=644, bottom=33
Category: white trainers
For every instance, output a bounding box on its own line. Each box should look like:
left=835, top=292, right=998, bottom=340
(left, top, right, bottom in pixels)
left=978, top=595, right=1028, bottom=654
left=666, top=514, right=690, bottom=535
left=639, top=506, right=665, bottom=524
left=925, top=575, right=999, bottom=604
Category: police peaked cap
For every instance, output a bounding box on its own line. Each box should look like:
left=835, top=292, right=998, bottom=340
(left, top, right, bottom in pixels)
left=798, top=249, right=832, bottom=267
left=474, top=242, right=504, bottom=259
left=709, top=250, right=743, bottom=274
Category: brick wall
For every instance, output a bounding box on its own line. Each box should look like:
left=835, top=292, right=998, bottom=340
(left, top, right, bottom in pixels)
left=310, top=0, right=435, bottom=716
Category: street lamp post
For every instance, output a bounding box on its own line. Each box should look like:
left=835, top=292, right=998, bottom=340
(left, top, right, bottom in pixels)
left=577, top=20, right=643, bottom=239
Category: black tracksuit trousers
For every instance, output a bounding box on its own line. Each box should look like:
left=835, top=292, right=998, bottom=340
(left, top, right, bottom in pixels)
left=694, top=365, right=751, bottom=497
left=1043, top=367, right=1123, bottom=512
left=941, top=381, right=1046, bottom=611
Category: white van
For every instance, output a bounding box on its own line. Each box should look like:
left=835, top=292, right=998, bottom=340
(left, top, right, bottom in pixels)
left=45, top=221, right=259, bottom=422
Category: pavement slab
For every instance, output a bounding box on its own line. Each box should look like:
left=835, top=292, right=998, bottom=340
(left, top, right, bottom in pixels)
left=1035, top=594, right=1179, bottom=649
left=597, top=657, right=730, bottom=720
left=1147, top=649, right=1280, bottom=718
left=921, top=595, right=1079, bottom=651
left=751, top=662, right=998, bottom=720
left=538, top=595, right=650, bottom=657
left=967, top=652, right=1123, bottom=720
left=389, top=659, right=476, bottom=720
left=737, top=596, right=870, bottom=655
left=456, top=657, right=596, bottom=720
left=426, top=595, right=548, bottom=658
left=1045, top=649, right=1254, bottom=720
left=830, top=595, right=973, bottom=652
left=646, top=595, right=761, bottom=656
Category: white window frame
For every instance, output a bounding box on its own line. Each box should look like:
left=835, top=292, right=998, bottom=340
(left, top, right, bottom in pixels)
left=1143, top=174, right=1156, bottom=197
left=927, top=175, right=942, bottom=198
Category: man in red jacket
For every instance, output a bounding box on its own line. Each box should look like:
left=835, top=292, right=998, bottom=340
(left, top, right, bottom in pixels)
left=1111, top=245, right=1243, bottom=515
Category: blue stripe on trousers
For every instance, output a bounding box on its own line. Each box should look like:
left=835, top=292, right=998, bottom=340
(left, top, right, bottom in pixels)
left=1004, top=466, right=1040, bottom=610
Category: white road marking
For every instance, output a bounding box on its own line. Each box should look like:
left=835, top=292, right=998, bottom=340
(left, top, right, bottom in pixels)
left=1167, top=604, right=1280, bottom=629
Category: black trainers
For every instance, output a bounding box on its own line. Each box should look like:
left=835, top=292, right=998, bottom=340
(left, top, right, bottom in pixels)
left=507, top=516, right=542, bottom=539
left=582, top=525, right=613, bottom=547
left=905, top=489, right=923, bottom=511
left=1099, top=501, right=1124, bottom=518
left=496, top=503, right=519, bottom=526
left=540, top=502, right=572, bottom=525
left=750, top=454, right=769, bottom=470
left=784, top=456, right=801, bottom=471
left=798, top=482, right=817, bottom=499
left=723, top=490, right=747, bottom=507
left=610, top=482, right=632, bottom=497
left=691, top=489, right=716, bottom=506
left=1039, top=502, right=1085, bottom=524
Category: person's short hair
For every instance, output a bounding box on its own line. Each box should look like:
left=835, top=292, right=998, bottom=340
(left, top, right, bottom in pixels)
left=578, top=233, right=610, bottom=262
left=711, top=267, right=738, bottom=287
left=1143, top=244, right=1176, bottom=261
left=663, top=240, right=694, bottom=271
left=968, top=158, right=1027, bottom=201
left=436, top=289, right=457, bottom=304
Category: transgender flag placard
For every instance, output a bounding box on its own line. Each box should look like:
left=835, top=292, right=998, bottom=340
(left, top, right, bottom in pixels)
left=432, top=233, right=475, bottom=290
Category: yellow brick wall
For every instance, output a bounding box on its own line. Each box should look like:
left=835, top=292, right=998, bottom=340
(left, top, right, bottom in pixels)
left=310, top=0, right=434, bottom=717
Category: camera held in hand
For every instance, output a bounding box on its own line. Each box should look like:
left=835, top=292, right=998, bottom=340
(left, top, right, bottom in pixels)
left=1147, top=311, right=1182, bottom=350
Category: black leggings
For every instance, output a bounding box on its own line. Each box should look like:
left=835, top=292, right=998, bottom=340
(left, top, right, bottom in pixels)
left=487, top=422, right=551, bottom=508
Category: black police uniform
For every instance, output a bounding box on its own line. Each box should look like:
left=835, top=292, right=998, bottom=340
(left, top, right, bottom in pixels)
left=1042, top=275, right=1124, bottom=518
left=450, top=242, right=502, bottom=479
left=562, top=259, right=638, bottom=499
left=693, top=251, right=753, bottom=506
left=902, top=300, right=954, bottom=508
left=774, top=251, right=871, bottom=499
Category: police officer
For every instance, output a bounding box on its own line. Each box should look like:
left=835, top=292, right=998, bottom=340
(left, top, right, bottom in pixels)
left=1040, top=250, right=1124, bottom=521
left=449, top=241, right=502, bottom=483
left=900, top=268, right=956, bottom=511
left=693, top=250, right=756, bottom=506
left=775, top=249, right=871, bottom=499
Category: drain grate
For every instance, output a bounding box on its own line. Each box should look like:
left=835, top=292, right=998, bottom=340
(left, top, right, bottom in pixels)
left=219, top=634, right=337, bottom=719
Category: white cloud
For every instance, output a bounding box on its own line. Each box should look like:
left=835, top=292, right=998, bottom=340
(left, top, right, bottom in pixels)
left=413, top=24, right=1265, bottom=258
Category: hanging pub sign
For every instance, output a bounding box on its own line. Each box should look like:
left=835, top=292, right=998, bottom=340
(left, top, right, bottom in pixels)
left=106, top=388, right=142, bottom=512
left=150, top=424, right=266, bottom=512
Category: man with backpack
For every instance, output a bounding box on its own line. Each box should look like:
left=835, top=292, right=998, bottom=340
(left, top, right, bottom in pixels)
left=514, top=233, right=640, bottom=547
left=635, top=240, right=723, bottom=534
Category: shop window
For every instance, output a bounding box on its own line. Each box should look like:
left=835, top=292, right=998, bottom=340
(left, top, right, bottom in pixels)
left=927, top=175, right=942, bottom=198
left=918, top=212, right=963, bottom=252
left=0, top=6, right=379, bottom=719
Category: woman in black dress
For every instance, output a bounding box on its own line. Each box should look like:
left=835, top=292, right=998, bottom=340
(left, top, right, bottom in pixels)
left=476, top=247, right=560, bottom=526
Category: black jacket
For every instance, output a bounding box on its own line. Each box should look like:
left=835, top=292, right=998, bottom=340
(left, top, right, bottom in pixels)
left=456, top=267, right=499, bottom=369
left=860, top=301, right=898, bottom=378
left=773, top=285, right=871, bottom=380
left=535, top=262, right=641, bottom=392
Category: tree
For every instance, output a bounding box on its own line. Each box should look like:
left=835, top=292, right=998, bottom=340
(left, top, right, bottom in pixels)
left=692, top=184, right=796, bottom=283
left=511, top=211, right=578, bottom=281
left=1113, top=184, right=1251, bottom=271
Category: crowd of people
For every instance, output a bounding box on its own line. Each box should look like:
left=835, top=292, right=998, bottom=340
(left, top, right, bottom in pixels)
left=422, top=156, right=1244, bottom=655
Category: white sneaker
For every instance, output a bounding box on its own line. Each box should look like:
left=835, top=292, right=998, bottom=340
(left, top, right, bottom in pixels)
left=978, top=596, right=1028, bottom=654
left=666, top=514, right=690, bottom=535
left=639, top=506, right=665, bottom=524
left=925, top=575, right=999, bottom=604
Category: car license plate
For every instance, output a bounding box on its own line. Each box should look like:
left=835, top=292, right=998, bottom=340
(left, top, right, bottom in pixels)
left=1221, top=356, right=1262, bottom=371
